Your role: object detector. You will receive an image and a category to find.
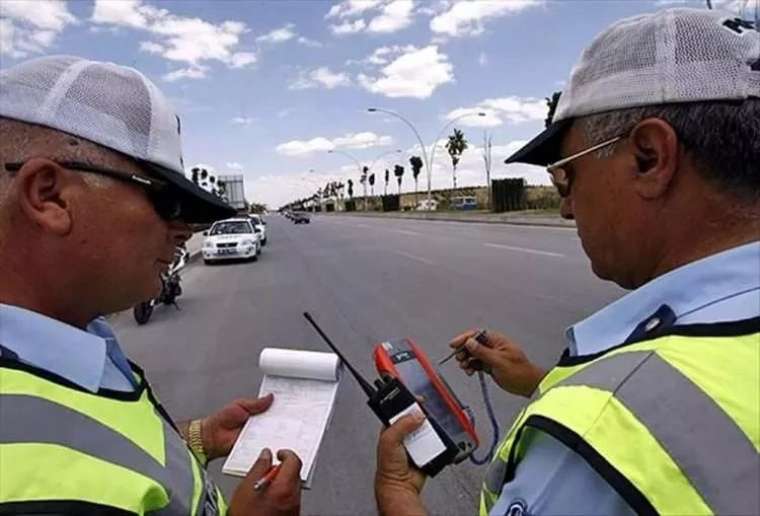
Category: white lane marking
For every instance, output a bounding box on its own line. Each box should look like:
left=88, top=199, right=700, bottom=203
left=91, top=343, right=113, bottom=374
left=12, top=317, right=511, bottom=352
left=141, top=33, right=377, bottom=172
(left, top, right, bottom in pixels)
left=389, top=229, right=421, bottom=236
left=394, top=251, right=435, bottom=265
left=353, top=223, right=371, bottom=229
left=483, top=242, right=565, bottom=258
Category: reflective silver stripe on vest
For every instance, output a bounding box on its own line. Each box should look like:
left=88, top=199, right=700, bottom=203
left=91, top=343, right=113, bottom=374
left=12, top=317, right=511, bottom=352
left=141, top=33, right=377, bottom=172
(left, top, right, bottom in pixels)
left=0, top=394, right=205, bottom=514
left=558, top=352, right=760, bottom=515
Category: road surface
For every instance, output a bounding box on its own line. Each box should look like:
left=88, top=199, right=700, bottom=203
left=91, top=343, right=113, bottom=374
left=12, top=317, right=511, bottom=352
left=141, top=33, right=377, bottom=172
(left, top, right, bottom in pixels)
left=110, top=214, right=624, bottom=515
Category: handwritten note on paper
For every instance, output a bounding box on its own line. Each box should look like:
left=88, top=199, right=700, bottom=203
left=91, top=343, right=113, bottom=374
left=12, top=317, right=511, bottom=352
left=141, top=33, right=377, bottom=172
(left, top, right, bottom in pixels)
left=222, top=349, right=341, bottom=487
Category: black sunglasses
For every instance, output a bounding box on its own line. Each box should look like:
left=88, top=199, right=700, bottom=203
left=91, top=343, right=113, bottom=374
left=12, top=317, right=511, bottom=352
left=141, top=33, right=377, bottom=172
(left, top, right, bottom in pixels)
left=5, top=160, right=184, bottom=221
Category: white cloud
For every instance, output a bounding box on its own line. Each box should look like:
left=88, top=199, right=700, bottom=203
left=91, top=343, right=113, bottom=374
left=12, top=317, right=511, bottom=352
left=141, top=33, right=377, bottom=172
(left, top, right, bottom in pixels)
left=326, top=0, right=384, bottom=19
left=231, top=116, right=255, bottom=126
left=297, top=36, right=323, bottom=47
left=358, top=45, right=454, bottom=99
left=430, top=0, right=541, bottom=37
left=0, top=0, right=77, bottom=57
left=480, top=96, right=547, bottom=122
left=91, top=0, right=257, bottom=80
left=276, top=131, right=392, bottom=156
left=367, top=0, right=414, bottom=33
left=140, top=41, right=164, bottom=53
left=256, top=23, right=296, bottom=43
left=229, top=52, right=257, bottom=68
left=444, top=96, right=547, bottom=127
left=226, top=162, right=244, bottom=171
left=163, top=66, right=207, bottom=82
left=290, top=67, right=352, bottom=90
left=330, top=18, right=367, bottom=34
left=478, top=52, right=488, bottom=67
left=333, top=132, right=393, bottom=149
left=2, top=0, right=77, bottom=31
left=276, top=137, right=335, bottom=156
left=444, top=107, right=503, bottom=127
left=0, top=19, right=15, bottom=56
left=327, top=0, right=415, bottom=35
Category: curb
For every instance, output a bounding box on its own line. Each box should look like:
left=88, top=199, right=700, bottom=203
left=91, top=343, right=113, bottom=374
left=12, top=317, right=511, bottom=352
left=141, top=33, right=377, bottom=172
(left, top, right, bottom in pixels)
left=322, top=212, right=575, bottom=229
left=188, top=248, right=202, bottom=264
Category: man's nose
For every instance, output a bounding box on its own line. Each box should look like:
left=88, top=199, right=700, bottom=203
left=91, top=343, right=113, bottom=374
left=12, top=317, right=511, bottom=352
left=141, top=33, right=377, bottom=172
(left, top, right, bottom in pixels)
left=560, top=196, right=574, bottom=220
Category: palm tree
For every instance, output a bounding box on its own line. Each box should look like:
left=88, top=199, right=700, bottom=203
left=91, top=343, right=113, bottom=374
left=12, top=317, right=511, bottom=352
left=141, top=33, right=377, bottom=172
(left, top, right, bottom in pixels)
left=394, top=164, right=405, bottom=195
left=409, top=156, right=423, bottom=205
left=369, top=173, right=375, bottom=196
left=445, top=128, right=468, bottom=189
left=384, top=168, right=390, bottom=196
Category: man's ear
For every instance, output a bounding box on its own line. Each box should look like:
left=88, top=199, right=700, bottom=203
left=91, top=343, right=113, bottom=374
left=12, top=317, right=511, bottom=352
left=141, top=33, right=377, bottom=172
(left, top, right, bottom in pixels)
left=16, top=158, right=75, bottom=235
left=629, top=118, right=680, bottom=200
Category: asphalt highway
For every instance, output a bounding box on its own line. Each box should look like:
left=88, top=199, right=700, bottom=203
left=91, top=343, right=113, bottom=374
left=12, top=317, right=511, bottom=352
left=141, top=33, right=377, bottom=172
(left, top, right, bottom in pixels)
left=110, top=214, right=624, bottom=515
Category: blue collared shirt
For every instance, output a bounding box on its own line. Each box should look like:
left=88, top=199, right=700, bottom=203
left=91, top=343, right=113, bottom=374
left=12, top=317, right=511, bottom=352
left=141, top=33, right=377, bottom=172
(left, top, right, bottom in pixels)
left=491, top=241, right=760, bottom=515
left=0, top=304, right=137, bottom=392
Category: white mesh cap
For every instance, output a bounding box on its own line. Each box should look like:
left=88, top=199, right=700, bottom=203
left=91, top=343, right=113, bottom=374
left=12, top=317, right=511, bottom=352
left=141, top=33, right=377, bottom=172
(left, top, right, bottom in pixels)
left=506, top=8, right=760, bottom=165
left=0, top=55, right=235, bottom=222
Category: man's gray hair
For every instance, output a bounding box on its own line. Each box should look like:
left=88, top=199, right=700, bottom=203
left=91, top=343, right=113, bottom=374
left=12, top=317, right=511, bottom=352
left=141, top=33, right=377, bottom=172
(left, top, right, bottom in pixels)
left=0, top=117, right=116, bottom=208
left=582, top=99, right=760, bottom=202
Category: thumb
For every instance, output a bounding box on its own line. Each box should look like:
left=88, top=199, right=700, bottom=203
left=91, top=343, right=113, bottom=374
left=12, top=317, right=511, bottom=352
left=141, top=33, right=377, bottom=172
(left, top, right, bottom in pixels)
left=464, top=337, right=497, bottom=362
left=243, top=448, right=273, bottom=485
left=381, top=412, right=425, bottom=449
left=241, top=393, right=274, bottom=415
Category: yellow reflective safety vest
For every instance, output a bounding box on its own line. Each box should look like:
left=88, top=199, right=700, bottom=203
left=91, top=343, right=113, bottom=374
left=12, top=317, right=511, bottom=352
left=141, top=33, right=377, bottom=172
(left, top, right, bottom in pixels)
left=0, top=357, right=228, bottom=515
left=480, top=318, right=760, bottom=516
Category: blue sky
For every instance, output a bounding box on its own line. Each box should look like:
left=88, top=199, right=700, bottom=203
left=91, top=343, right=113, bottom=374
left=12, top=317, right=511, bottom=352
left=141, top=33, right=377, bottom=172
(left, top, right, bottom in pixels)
left=0, top=0, right=751, bottom=207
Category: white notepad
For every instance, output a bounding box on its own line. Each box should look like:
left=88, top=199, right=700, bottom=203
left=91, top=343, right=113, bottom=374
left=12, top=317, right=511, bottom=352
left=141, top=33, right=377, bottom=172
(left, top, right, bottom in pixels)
left=222, top=348, right=341, bottom=488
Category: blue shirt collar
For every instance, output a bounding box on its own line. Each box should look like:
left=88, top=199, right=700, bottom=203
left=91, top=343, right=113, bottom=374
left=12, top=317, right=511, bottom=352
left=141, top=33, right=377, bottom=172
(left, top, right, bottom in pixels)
left=568, top=241, right=760, bottom=356
left=0, top=304, right=109, bottom=392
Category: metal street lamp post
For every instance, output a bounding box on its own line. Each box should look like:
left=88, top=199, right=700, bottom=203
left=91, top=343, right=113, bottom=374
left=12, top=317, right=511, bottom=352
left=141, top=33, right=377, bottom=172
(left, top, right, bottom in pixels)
left=328, top=148, right=402, bottom=211
left=368, top=108, right=485, bottom=208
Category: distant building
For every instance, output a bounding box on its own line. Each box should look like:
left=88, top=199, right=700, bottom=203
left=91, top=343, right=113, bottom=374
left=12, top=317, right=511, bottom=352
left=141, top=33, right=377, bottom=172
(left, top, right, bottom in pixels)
left=188, top=165, right=247, bottom=211
left=218, top=174, right=247, bottom=210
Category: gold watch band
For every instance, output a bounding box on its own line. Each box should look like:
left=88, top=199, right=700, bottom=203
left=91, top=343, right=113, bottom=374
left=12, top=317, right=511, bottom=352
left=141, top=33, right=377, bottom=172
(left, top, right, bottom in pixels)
left=188, top=419, right=208, bottom=466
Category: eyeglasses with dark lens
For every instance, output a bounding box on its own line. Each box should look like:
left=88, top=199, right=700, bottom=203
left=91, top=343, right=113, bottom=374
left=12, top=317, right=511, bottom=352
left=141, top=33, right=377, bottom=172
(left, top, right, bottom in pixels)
left=4, top=160, right=184, bottom=221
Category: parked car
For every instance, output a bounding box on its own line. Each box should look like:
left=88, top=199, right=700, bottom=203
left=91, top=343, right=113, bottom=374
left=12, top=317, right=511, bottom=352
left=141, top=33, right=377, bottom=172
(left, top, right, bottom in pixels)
left=451, top=196, right=478, bottom=210
left=202, top=218, right=260, bottom=264
left=416, top=199, right=439, bottom=211
left=248, top=214, right=267, bottom=245
left=292, top=212, right=310, bottom=224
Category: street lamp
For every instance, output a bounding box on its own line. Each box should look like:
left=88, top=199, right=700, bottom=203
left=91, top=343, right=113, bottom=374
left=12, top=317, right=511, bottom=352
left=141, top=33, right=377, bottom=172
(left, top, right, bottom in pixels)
left=327, top=148, right=402, bottom=211
left=368, top=108, right=485, bottom=208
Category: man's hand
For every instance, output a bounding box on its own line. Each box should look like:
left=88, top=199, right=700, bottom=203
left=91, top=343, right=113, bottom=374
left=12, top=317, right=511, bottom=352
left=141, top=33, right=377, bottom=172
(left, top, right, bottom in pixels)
left=449, top=329, right=545, bottom=398
left=375, top=413, right=428, bottom=516
left=229, top=448, right=302, bottom=516
left=202, top=394, right=274, bottom=461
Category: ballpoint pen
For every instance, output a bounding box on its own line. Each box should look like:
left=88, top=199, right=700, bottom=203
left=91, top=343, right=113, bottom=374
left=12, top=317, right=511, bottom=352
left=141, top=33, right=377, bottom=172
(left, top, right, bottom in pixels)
left=253, top=463, right=282, bottom=491
left=438, top=329, right=487, bottom=365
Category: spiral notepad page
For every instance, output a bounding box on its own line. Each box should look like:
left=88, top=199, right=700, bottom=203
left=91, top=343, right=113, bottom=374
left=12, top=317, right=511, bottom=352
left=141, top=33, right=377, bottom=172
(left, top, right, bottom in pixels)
left=222, top=348, right=341, bottom=488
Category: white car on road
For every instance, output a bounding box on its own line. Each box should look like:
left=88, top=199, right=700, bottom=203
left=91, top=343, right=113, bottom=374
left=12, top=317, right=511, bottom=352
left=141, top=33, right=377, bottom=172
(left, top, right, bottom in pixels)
left=202, top=218, right=260, bottom=264
left=248, top=214, right=267, bottom=245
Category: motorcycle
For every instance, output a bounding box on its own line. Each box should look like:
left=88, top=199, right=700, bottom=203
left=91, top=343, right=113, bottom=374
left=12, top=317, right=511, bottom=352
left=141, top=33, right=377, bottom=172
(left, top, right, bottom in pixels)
left=133, top=246, right=189, bottom=325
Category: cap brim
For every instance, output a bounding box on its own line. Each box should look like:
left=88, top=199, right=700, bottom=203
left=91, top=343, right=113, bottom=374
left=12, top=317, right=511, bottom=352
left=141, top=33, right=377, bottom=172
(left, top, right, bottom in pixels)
left=504, top=119, right=571, bottom=166
left=142, top=162, right=237, bottom=223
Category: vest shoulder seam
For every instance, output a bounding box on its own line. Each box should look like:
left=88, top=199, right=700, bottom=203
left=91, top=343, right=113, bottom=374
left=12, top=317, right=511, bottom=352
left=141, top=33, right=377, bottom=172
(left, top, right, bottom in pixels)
left=558, top=317, right=760, bottom=367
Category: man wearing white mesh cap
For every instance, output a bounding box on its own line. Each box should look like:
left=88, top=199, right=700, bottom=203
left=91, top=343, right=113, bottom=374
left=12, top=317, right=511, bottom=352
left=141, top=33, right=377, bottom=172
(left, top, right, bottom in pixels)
left=375, top=8, right=759, bottom=516
left=0, top=56, right=302, bottom=515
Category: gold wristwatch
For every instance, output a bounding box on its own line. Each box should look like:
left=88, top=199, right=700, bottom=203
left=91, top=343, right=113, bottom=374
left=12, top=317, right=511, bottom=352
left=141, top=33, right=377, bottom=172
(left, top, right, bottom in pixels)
left=188, top=419, right=208, bottom=466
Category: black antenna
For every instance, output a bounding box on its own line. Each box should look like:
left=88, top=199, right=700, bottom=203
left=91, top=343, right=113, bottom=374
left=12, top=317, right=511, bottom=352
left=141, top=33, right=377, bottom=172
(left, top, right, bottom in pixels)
left=303, top=312, right=376, bottom=397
